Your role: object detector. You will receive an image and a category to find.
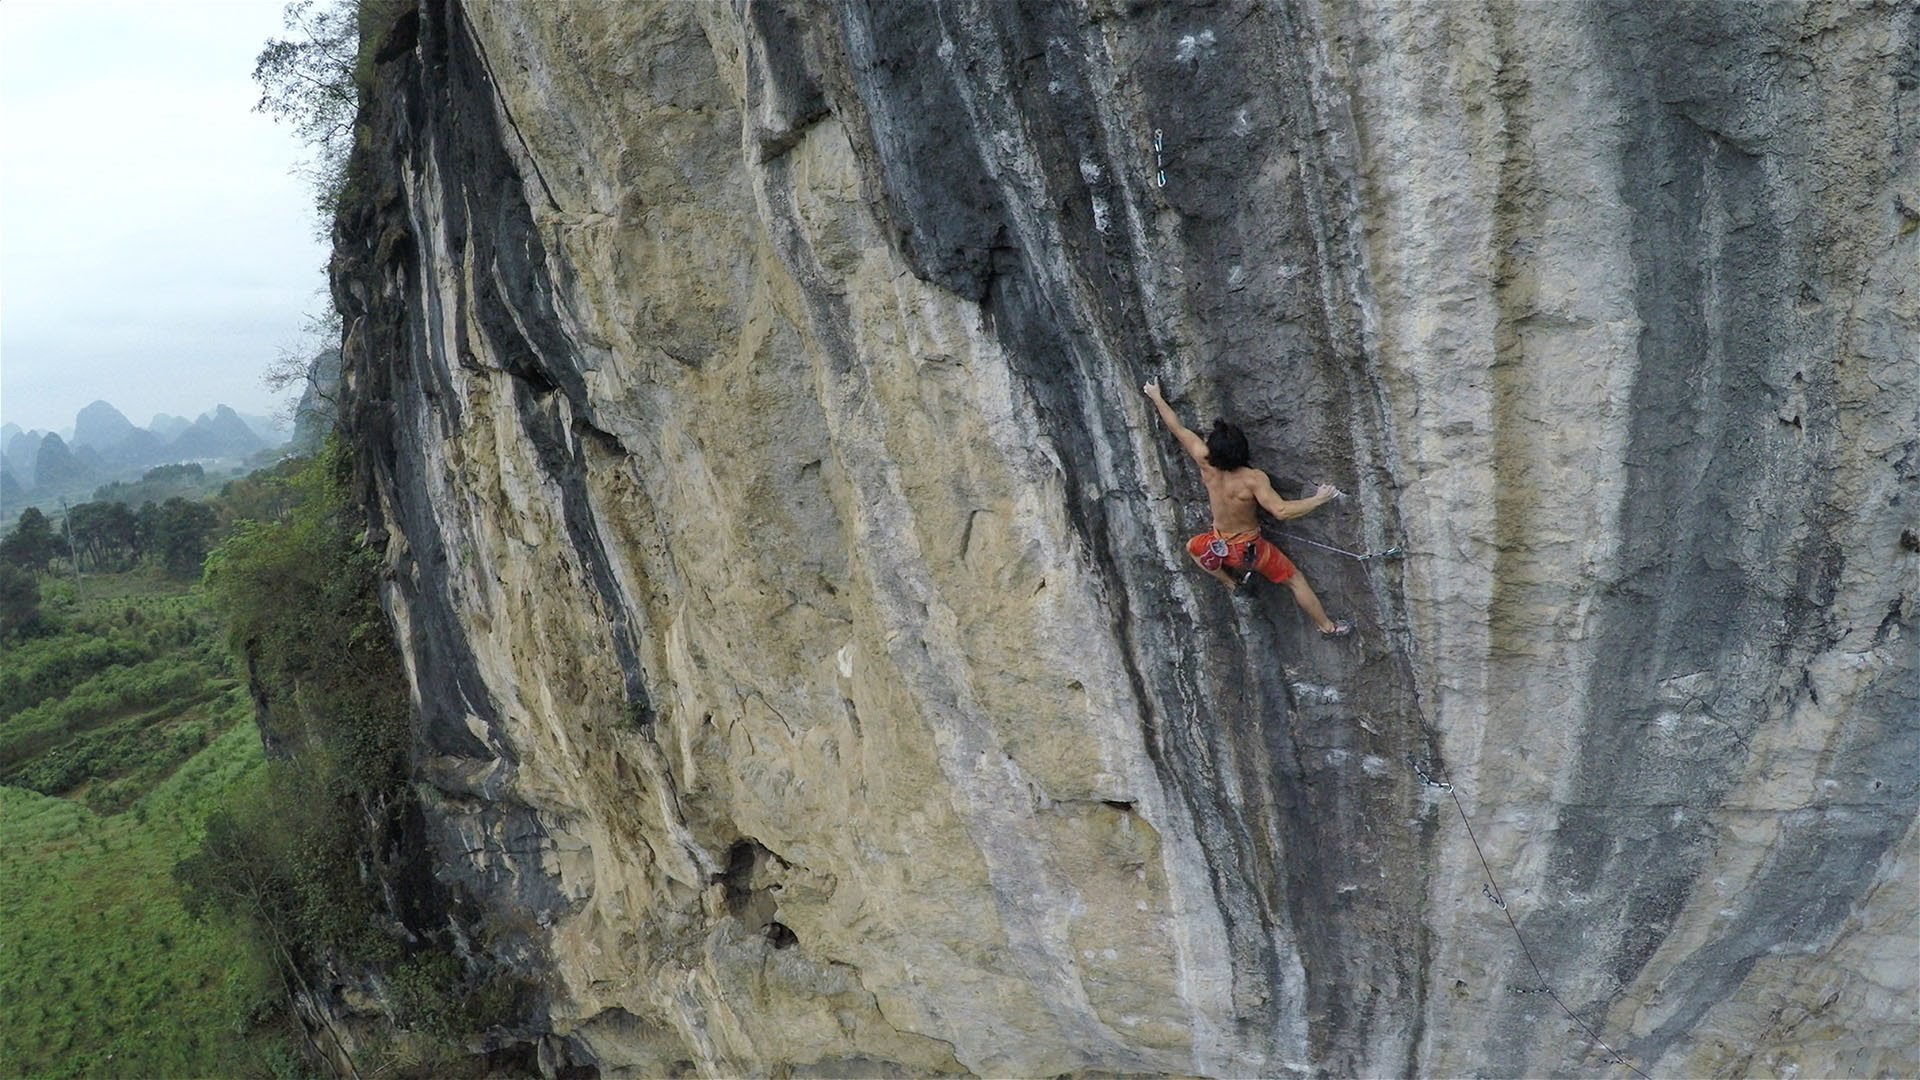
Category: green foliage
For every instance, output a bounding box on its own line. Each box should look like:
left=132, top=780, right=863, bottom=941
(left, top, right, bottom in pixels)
left=2, top=505, right=66, bottom=572
left=145, top=462, right=207, bottom=484
left=0, top=586, right=229, bottom=804
left=91, top=461, right=220, bottom=511
left=217, top=455, right=306, bottom=525
left=66, top=499, right=139, bottom=571
left=189, top=443, right=411, bottom=965
left=385, top=951, right=528, bottom=1040
left=253, top=0, right=414, bottom=233
left=0, top=470, right=360, bottom=1068
left=0, top=564, right=40, bottom=636
left=202, top=440, right=410, bottom=796
left=184, top=438, right=519, bottom=1067
left=0, top=632, right=155, bottom=716
left=5, top=688, right=236, bottom=813
left=253, top=0, right=361, bottom=226
left=0, top=634, right=294, bottom=1077
left=0, top=656, right=213, bottom=775
left=52, top=494, right=222, bottom=577
left=175, top=761, right=398, bottom=972
left=146, top=496, right=222, bottom=577
left=7, top=437, right=495, bottom=1074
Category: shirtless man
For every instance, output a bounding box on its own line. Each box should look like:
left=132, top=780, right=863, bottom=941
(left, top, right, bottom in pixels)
left=1144, top=380, right=1353, bottom=637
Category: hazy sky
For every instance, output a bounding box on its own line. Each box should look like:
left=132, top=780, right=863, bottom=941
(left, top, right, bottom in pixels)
left=1, top=0, right=329, bottom=435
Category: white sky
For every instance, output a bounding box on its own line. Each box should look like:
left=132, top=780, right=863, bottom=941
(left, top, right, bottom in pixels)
left=0, top=0, right=330, bottom=435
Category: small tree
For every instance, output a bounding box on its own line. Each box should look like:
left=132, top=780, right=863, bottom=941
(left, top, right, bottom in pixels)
left=0, top=564, right=41, bottom=636
left=67, top=500, right=139, bottom=571
left=1, top=507, right=66, bottom=572
left=252, top=0, right=361, bottom=227
left=144, top=498, right=220, bottom=577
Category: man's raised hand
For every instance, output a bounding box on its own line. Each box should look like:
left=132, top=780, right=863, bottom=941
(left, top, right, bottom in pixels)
left=1142, top=379, right=1163, bottom=401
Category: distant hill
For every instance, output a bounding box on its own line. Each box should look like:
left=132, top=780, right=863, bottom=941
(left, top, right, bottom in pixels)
left=237, top=412, right=290, bottom=445
left=149, top=414, right=192, bottom=440
left=5, top=430, right=44, bottom=488
left=29, top=435, right=92, bottom=492
left=1, top=399, right=294, bottom=519
left=72, top=401, right=138, bottom=454
left=167, top=406, right=268, bottom=461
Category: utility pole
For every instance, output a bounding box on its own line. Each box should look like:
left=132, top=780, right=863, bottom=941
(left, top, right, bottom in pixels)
left=59, top=497, right=81, bottom=595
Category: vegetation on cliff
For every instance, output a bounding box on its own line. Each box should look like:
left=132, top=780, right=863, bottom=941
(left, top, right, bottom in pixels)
left=183, top=441, right=527, bottom=1071
left=0, top=438, right=510, bottom=1076
left=253, top=0, right=412, bottom=229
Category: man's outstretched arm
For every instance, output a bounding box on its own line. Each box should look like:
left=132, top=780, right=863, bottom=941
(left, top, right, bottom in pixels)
left=1256, top=476, right=1339, bottom=521
left=1143, top=381, right=1207, bottom=463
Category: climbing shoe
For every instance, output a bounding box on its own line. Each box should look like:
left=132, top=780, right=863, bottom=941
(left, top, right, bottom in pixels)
left=1320, top=620, right=1354, bottom=639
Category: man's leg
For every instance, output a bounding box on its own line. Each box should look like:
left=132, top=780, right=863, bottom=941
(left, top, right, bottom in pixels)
left=1189, top=550, right=1242, bottom=590
left=1284, top=572, right=1342, bottom=633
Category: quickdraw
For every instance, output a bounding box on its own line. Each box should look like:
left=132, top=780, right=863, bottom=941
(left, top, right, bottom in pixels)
left=1407, top=755, right=1453, bottom=792
left=1408, top=756, right=1653, bottom=1079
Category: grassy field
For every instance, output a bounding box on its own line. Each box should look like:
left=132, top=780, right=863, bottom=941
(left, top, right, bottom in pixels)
left=0, top=570, right=303, bottom=1078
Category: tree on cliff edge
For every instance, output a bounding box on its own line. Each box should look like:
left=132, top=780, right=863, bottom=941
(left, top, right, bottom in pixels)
left=252, top=0, right=360, bottom=228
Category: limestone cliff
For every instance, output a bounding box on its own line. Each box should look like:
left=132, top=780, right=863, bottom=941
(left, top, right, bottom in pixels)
left=329, top=1, right=1918, bottom=1076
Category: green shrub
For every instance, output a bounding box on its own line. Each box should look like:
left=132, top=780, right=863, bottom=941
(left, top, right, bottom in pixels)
left=176, top=761, right=396, bottom=971
left=0, top=726, right=290, bottom=1077
left=0, top=657, right=213, bottom=774
left=386, top=950, right=530, bottom=1040
left=0, top=632, right=155, bottom=718
left=183, top=439, right=449, bottom=1064
left=201, top=439, right=409, bottom=796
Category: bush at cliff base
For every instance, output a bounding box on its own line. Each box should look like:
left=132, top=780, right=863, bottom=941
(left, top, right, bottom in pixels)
left=182, top=438, right=526, bottom=1059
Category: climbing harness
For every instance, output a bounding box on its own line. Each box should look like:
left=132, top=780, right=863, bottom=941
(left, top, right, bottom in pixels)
left=1197, top=531, right=1262, bottom=578
left=1153, top=128, right=1167, bottom=188
left=1405, top=757, right=1654, bottom=1080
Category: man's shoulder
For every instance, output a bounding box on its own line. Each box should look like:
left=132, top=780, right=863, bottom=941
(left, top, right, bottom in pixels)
left=1204, top=466, right=1265, bottom=495
left=1234, top=468, right=1279, bottom=500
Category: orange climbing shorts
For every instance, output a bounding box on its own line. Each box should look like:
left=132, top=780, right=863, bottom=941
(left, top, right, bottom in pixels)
left=1187, top=530, right=1296, bottom=584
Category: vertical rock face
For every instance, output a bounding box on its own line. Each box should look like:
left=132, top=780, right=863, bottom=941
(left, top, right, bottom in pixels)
left=332, top=1, right=1917, bottom=1076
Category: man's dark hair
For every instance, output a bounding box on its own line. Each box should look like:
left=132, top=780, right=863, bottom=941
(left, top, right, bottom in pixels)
left=1205, top=419, right=1250, bottom=471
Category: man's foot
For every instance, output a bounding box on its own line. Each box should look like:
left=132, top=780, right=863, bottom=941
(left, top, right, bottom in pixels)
left=1319, top=619, right=1354, bottom=639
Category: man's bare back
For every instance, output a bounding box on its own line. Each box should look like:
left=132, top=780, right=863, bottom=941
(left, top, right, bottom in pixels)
left=1143, top=380, right=1352, bottom=637
left=1199, top=463, right=1279, bottom=538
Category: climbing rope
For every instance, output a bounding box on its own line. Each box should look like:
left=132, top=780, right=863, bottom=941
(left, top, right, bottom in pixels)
left=1266, top=528, right=1404, bottom=562
left=1149, top=90, right=1637, bottom=1080
left=1408, top=756, right=1655, bottom=1080
left=1260, top=491, right=1405, bottom=561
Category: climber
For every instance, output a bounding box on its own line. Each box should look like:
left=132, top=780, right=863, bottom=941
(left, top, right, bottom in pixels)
left=1142, top=380, right=1352, bottom=637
